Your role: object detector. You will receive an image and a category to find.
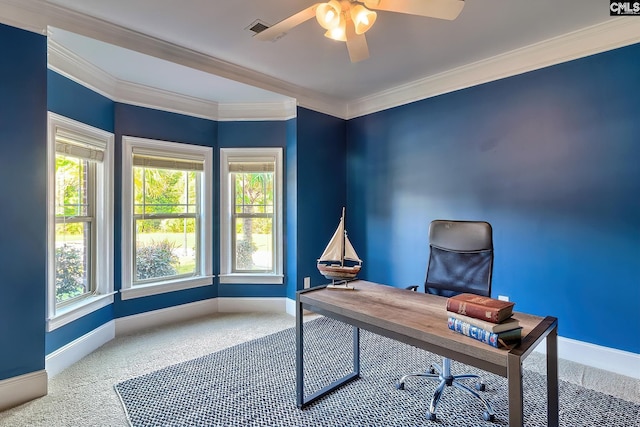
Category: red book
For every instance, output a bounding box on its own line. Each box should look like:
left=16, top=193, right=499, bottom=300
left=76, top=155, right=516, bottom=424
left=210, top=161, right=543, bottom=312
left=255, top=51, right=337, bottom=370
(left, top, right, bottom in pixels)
left=446, top=293, right=515, bottom=324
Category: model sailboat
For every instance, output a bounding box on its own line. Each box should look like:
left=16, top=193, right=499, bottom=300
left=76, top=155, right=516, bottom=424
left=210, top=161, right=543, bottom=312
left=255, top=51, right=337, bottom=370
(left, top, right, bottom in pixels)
left=317, top=208, right=362, bottom=289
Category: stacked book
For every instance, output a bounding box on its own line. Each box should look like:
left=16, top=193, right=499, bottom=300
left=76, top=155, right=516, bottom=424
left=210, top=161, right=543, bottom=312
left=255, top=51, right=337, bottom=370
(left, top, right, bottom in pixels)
left=446, top=293, right=521, bottom=348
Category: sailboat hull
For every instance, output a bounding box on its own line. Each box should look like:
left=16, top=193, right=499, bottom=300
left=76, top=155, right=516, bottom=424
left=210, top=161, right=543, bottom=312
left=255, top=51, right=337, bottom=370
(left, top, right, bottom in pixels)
left=317, top=262, right=362, bottom=280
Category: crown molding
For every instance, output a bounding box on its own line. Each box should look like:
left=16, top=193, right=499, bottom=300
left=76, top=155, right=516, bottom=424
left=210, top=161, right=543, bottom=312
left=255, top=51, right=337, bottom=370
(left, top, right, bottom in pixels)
left=47, top=38, right=118, bottom=101
left=218, top=100, right=297, bottom=122
left=4, top=0, right=640, bottom=121
left=48, top=38, right=299, bottom=121
left=346, top=18, right=640, bottom=119
left=114, top=79, right=221, bottom=121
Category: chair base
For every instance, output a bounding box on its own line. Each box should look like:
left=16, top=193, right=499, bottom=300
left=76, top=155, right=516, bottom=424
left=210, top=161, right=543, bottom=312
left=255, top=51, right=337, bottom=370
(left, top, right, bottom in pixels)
left=396, top=358, right=495, bottom=422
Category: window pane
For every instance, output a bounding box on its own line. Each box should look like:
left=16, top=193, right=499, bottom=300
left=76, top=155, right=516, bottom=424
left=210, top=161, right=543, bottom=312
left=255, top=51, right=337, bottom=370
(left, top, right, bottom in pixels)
left=135, top=218, right=197, bottom=282
left=55, top=222, right=91, bottom=304
left=233, top=172, right=274, bottom=214
left=55, top=156, right=88, bottom=217
left=134, top=167, right=198, bottom=215
left=234, top=217, right=273, bottom=271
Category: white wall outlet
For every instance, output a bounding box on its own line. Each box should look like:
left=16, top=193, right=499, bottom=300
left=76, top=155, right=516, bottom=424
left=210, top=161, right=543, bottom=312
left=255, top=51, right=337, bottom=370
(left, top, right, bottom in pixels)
left=303, top=277, right=311, bottom=289
left=498, top=295, right=509, bottom=302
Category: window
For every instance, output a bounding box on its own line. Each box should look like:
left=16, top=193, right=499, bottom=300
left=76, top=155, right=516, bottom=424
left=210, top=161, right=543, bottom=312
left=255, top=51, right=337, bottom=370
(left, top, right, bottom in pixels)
left=47, top=113, right=114, bottom=331
left=121, top=136, right=213, bottom=299
left=220, top=148, right=283, bottom=284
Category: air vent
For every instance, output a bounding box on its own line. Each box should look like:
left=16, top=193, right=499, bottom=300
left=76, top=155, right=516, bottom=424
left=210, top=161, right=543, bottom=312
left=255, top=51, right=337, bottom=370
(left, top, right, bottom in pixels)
left=246, top=19, right=270, bottom=35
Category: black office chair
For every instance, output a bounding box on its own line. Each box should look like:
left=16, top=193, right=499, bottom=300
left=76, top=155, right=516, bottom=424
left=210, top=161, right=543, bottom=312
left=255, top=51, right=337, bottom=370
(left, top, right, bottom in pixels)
left=396, top=220, right=496, bottom=422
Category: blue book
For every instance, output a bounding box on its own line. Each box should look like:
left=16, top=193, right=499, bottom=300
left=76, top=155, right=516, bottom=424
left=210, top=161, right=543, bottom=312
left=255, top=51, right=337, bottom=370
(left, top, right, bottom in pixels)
left=447, top=317, right=522, bottom=348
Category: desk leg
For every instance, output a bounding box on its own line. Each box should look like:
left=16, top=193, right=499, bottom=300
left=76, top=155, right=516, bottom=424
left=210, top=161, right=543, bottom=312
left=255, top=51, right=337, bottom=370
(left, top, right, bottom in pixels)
left=547, top=326, right=559, bottom=427
left=352, top=326, right=360, bottom=376
left=296, top=301, right=361, bottom=409
left=295, top=296, right=304, bottom=408
left=507, top=353, right=524, bottom=427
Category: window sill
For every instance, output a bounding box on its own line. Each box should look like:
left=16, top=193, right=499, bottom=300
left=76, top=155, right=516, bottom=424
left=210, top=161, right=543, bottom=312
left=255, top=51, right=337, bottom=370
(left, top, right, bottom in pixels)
left=47, top=292, right=115, bottom=332
left=120, top=275, right=214, bottom=300
left=219, top=274, right=284, bottom=285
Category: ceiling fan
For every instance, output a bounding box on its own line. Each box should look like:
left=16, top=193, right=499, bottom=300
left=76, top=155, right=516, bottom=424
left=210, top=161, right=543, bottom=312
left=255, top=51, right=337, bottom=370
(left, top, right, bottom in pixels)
left=254, top=0, right=464, bottom=63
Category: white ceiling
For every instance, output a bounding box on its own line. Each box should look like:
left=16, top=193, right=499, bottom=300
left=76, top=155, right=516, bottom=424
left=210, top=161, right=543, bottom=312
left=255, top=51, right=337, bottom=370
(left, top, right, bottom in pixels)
left=2, top=1, right=637, bottom=118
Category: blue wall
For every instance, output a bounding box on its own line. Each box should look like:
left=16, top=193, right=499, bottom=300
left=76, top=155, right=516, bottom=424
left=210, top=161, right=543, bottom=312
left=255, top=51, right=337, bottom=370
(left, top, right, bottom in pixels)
left=290, top=107, right=348, bottom=298
left=347, top=43, right=640, bottom=353
left=0, top=24, right=47, bottom=381
left=48, top=71, right=114, bottom=132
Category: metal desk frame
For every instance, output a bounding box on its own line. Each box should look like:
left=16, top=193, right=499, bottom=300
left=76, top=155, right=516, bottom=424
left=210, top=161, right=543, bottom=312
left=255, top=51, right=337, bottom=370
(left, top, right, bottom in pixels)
left=295, top=281, right=559, bottom=427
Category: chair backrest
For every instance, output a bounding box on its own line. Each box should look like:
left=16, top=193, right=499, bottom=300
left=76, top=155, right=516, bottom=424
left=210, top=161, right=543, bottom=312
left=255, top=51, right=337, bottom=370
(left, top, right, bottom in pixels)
left=424, top=220, right=493, bottom=298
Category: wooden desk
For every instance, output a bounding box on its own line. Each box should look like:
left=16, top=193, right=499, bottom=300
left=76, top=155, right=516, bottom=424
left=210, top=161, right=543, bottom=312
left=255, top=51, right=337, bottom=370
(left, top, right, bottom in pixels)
left=295, top=280, right=559, bottom=427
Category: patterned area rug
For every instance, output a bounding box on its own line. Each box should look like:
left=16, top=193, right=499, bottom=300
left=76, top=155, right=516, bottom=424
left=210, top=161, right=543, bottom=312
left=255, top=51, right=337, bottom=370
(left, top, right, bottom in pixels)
left=115, top=317, right=639, bottom=427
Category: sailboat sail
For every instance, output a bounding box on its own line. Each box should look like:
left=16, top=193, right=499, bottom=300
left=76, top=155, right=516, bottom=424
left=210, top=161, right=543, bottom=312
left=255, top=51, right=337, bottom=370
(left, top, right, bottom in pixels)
left=317, top=208, right=362, bottom=281
left=318, top=216, right=344, bottom=262
left=344, top=236, right=361, bottom=262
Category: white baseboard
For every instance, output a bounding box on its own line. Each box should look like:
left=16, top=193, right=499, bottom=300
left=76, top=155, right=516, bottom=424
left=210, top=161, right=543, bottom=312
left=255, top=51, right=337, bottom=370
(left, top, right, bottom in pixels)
left=286, top=297, right=296, bottom=316
left=46, top=321, right=115, bottom=378
left=0, top=370, right=47, bottom=411
left=114, top=298, right=218, bottom=336
left=533, top=336, right=640, bottom=380
left=217, top=297, right=287, bottom=313
left=43, top=296, right=640, bottom=385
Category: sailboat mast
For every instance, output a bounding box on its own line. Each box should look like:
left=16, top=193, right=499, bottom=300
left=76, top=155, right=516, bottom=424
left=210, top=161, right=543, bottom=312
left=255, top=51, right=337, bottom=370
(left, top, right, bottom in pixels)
left=340, top=207, right=345, bottom=266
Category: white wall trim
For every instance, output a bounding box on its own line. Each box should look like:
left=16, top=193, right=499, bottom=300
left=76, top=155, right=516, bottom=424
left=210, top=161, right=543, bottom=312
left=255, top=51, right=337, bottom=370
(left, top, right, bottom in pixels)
left=346, top=18, right=640, bottom=119
left=114, top=298, right=218, bottom=336
left=0, top=370, right=48, bottom=411
left=47, top=39, right=296, bottom=121
left=533, top=336, right=640, bottom=380
left=217, top=100, right=298, bottom=122
left=47, top=38, right=117, bottom=101
left=286, top=297, right=297, bottom=317
left=25, top=295, right=640, bottom=392
left=45, top=321, right=115, bottom=378
left=114, top=79, right=219, bottom=121
left=217, top=297, right=288, bottom=313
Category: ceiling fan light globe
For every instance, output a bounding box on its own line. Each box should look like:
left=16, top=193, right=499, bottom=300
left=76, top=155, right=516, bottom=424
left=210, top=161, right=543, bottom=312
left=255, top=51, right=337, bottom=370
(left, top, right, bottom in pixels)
left=324, top=21, right=347, bottom=41
left=316, top=1, right=342, bottom=30
left=350, top=5, right=377, bottom=34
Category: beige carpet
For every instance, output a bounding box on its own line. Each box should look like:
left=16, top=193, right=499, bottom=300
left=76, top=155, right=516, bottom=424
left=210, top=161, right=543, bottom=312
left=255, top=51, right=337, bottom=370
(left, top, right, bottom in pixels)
left=0, top=312, right=638, bottom=426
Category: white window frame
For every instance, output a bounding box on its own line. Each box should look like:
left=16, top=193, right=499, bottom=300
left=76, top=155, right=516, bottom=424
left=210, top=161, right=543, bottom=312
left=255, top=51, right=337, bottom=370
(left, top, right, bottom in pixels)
left=220, top=147, right=283, bottom=284
left=47, top=112, right=114, bottom=331
left=121, top=136, right=213, bottom=299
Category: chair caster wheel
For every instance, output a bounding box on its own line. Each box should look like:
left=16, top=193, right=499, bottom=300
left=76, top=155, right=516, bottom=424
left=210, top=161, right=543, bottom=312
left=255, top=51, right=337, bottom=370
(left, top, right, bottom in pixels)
left=475, top=382, right=486, bottom=391
left=482, top=411, right=495, bottom=422
left=426, top=411, right=436, bottom=421
left=396, top=382, right=405, bottom=390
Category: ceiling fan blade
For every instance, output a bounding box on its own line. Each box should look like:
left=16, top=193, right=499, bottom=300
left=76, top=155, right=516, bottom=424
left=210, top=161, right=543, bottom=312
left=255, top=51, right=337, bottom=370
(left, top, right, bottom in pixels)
left=364, top=0, right=464, bottom=20
left=254, top=4, right=319, bottom=41
left=345, top=20, right=369, bottom=63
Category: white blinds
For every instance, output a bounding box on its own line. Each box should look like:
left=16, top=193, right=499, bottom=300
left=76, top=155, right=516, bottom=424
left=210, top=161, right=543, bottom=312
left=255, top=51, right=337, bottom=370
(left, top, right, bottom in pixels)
left=133, top=154, right=204, bottom=171
left=228, top=159, right=275, bottom=173
left=55, top=128, right=105, bottom=162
